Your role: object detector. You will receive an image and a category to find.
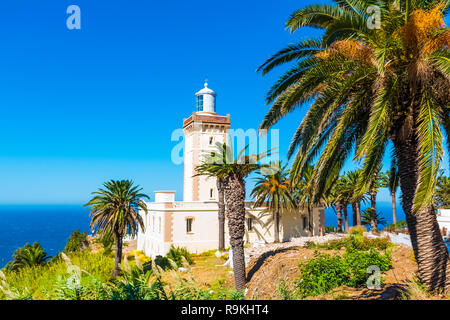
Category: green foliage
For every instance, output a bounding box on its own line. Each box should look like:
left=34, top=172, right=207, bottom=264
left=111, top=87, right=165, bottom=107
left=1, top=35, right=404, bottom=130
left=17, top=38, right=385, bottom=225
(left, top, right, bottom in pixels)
left=384, top=220, right=408, bottom=232
left=343, top=248, right=392, bottom=287
left=325, top=226, right=336, bottom=233
left=361, top=208, right=387, bottom=227
left=435, top=176, right=450, bottom=208
left=166, top=246, right=194, bottom=268
left=5, top=242, right=50, bottom=272
left=64, top=230, right=89, bottom=254
left=305, top=234, right=392, bottom=251
left=296, top=252, right=350, bottom=298
left=94, top=233, right=114, bottom=256
left=295, top=248, right=392, bottom=298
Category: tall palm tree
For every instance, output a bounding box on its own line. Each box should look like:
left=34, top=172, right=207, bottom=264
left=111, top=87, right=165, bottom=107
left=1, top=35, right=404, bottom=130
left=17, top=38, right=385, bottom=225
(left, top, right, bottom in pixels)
left=345, top=170, right=368, bottom=226
left=293, top=164, right=318, bottom=236
left=251, top=161, right=297, bottom=242
left=325, top=177, right=345, bottom=232
left=196, top=143, right=228, bottom=251
left=387, top=158, right=401, bottom=224
left=258, top=1, right=450, bottom=291
left=196, top=142, right=268, bottom=291
left=85, top=180, right=149, bottom=277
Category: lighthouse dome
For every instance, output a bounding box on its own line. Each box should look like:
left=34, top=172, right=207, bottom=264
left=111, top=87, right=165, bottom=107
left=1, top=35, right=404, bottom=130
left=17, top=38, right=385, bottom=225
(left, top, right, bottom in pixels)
left=195, top=81, right=216, bottom=113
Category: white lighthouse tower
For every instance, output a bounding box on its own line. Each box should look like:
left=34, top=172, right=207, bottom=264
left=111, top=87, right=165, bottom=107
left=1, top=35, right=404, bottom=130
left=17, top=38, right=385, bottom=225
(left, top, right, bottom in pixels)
left=183, top=81, right=230, bottom=202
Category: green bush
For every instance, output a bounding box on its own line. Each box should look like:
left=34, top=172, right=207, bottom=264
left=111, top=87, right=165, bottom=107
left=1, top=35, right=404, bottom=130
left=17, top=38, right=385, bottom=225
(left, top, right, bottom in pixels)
left=295, top=248, right=392, bottom=298
left=64, top=230, right=89, bottom=253
left=305, top=234, right=392, bottom=251
left=343, top=248, right=392, bottom=287
left=384, top=220, right=408, bottom=232
left=166, top=245, right=194, bottom=268
left=296, top=252, right=350, bottom=298
left=4, top=242, right=50, bottom=272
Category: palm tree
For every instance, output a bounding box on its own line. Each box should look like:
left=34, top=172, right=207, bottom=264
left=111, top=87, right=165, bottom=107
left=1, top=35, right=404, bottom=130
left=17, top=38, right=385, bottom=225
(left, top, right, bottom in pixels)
left=345, top=170, right=368, bottom=226
left=325, top=177, right=345, bottom=232
left=196, top=143, right=268, bottom=291
left=361, top=208, right=387, bottom=229
left=251, top=161, right=297, bottom=242
left=196, top=143, right=228, bottom=251
left=367, top=170, right=389, bottom=231
left=435, top=175, right=450, bottom=208
left=387, top=158, right=401, bottom=224
left=258, top=1, right=450, bottom=291
left=293, top=164, right=318, bottom=236
left=85, top=180, right=149, bottom=277
left=5, top=242, right=49, bottom=271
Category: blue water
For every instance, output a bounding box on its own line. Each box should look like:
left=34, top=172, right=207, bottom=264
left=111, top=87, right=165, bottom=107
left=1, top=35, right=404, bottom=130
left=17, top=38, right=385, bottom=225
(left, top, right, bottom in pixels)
left=324, top=201, right=405, bottom=230
left=0, top=205, right=91, bottom=268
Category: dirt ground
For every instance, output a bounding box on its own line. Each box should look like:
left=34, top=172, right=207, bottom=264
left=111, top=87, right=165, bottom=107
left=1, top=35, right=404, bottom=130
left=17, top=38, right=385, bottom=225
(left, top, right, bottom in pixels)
left=245, top=245, right=417, bottom=300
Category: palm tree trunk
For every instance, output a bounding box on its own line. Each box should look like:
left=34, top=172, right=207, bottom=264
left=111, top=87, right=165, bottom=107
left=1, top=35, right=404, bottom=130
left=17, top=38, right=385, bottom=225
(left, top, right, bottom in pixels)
left=217, top=179, right=226, bottom=251
left=273, top=205, right=280, bottom=243
left=352, top=203, right=357, bottom=226
left=224, top=174, right=247, bottom=291
left=343, top=203, right=349, bottom=232
left=113, top=230, right=122, bottom=277
left=395, top=135, right=450, bottom=293
left=370, top=191, right=378, bottom=232
left=356, top=201, right=362, bottom=226
left=336, top=202, right=343, bottom=232
left=392, top=191, right=397, bottom=225
left=307, top=204, right=313, bottom=236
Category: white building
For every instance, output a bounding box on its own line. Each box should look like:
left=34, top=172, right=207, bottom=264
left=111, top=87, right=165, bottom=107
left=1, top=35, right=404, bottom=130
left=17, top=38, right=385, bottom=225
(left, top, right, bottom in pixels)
left=137, top=82, right=325, bottom=257
left=437, top=209, right=450, bottom=237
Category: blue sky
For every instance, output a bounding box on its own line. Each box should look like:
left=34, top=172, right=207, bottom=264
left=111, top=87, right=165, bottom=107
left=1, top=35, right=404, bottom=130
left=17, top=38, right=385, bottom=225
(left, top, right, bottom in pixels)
left=0, top=0, right=447, bottom=204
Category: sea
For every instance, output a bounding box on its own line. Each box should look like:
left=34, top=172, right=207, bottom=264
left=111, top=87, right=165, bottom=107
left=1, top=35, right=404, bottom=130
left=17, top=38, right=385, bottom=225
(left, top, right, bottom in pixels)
left=0, top=205, right=91, bottom=268
left=0, top=202, right=448, bottom=268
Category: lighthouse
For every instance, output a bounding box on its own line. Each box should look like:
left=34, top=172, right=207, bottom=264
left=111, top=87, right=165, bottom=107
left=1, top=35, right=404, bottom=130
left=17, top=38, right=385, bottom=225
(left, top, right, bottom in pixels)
left=183, top=81, right=231, bottom=202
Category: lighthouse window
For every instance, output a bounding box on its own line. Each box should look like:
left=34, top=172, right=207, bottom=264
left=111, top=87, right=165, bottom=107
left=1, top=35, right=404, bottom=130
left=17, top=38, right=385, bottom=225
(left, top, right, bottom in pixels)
left=209, top=137, right=214, bottom=145
left=247, top=218, right=253, bottom=231
left=210, top=188, right=214, bottom=199
left=196, top=95, right=203, bottom=111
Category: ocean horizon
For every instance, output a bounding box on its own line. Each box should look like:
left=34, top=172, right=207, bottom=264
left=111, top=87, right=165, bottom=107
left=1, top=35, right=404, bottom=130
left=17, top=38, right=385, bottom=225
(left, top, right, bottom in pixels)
left=0, top=201, right=407, bottom=268
left=0, top=205, right=91, bottom=268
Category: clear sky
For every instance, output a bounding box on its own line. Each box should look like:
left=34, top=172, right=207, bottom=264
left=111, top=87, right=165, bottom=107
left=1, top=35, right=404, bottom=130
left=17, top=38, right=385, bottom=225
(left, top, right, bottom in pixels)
left=0, top=0, right=447, bottom=204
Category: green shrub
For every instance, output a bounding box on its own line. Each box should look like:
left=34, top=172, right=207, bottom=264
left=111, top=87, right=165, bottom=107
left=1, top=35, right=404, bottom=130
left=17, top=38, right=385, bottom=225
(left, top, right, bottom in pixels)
left=296, top=252, right=350, bottom=298
left=384, top=220, right=408, bottom=232
left=166, top=246, right=194, bottom=268
left=343, top=248, right=392, bottom=287
left=4, top=242, right=50, bottom=272
left=295, top=248, right=393, bottom=298
left=305, top=234, right=392, bottom=251
left=64, top=230, right=89, bottom=253
left=325, top=226, right=336, bottom=233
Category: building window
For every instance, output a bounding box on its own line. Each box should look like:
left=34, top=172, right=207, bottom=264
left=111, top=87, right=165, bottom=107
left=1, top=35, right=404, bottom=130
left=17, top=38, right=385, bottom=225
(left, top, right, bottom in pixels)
left=210, top=188, right=214, bottom=199
left=196, top=95, right=203, bottom=111
left=158, top=217, right=161, bottom=233
left=186, top=218, right=193, bottom=233
left=247, top=218, right=253, bottom=231
left=302, top=217, right=307, bottom=230
left=209, top=136, right=214, bottom=145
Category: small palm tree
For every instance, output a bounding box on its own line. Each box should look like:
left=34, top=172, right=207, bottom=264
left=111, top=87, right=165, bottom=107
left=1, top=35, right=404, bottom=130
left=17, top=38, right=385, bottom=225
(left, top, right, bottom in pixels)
left=85, top=180, right=149, bottom=277
left=387, top=158, right=401, bottom=224
left=251, top=161, right=296, bottom=242
left=367, top=171, right=389, bottom=231
left=361, top=208, right=387, bottom=230
left=197, top=142, right=268, bottom=291
left=5, top=242, right=49, bottom=271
